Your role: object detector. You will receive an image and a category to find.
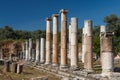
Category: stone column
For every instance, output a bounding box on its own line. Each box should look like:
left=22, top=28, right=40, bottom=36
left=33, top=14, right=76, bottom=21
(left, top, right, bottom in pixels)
left=29, top=38, right=32, bottom=60
left=40, top=38, right=45, bottom=64
left=11, top=62, right=17, bottom=73
left=22, top=43, right=25, bottom=59
left=45, top=18, right=51, bottom=65
left=35, top=39, right=40, bottom=63
left=0, top=49, right=4, bottom=60
left=84, top=20, right=93, bottom=71
left=68, top=22, right=71, bottom=59
left=25, top=40, right=29, bottom=61
left=101, top=31, right=114, bottom=77
left=17, top=64, right=23, bottom=74
left=60, top=9, right=68, bottom=68
left=70, top=17, right=78, bottom=69
left=100, top=25, right=106, bottom=62
left=32, top=49, right=36, bottom=61
left=52, top=14, right=58, bottom=66
left=82, top=28, right=85, bottom=63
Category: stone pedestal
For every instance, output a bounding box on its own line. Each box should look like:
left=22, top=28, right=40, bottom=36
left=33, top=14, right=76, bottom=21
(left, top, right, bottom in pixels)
left=17, top=64, right=23, bottom=74
left=11, top=62, right=17, bottom=73
left=45, top=18, right=51, bottom=65
left=52, top=14, right=59, bottom=66
left=60, top=9, right=68, bottom=69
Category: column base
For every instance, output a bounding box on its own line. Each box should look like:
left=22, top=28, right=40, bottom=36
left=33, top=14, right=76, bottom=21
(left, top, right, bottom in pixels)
left=45, top=62, right=51, bottom=65
left=52, top=63, right=58, bottom=67
left=40, top=60, right=45, bottom=64
left=101, top=69, right=113, bottom=77
left=60, top=65, right=68, bottom=71
left=83, top=68, right=94, bottom=73
left=70, top=66, right=79, bottom=71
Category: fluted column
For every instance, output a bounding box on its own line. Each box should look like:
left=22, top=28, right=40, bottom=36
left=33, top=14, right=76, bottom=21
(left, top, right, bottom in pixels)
left=45, top=18, right=51, bottom=65
left=40, top=38, right=45, bottom=63
left=60, top=9, right=68, bottom=68
left=35, top=39, right=40, bottom=63
left=52, top=14, right=59, bottom=66
left=70, top=17, right=78, bottom=69
left=84, top=20, right=93, bottom=71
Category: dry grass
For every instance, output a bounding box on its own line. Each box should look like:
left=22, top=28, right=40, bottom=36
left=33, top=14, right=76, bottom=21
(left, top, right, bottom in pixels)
left=0, top=65, right=60, bottom=80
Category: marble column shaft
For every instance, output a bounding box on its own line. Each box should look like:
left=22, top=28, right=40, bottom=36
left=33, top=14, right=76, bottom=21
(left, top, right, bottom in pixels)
left=52, top=14, right=58, bottom=66
left=45, top=18, right=51, bottom=64
left=28, top=38, right=32, bottom=60
left=84, top=20, right=93, bottom=71
left=70, top=17, right=78, bottom=68
left=40, top=38, right=45, bottom=63
left=60, top=9, right=68, bottom=68
left=36, top=39, right=40, bottom=62
left=25, top=40, right=29, bottom=61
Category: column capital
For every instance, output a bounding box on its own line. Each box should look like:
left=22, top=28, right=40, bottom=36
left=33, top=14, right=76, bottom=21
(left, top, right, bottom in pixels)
left=60, top=9, right=68, bottom=14
left=52, top=14, right=59, bottom=17
left=46, top=17, right=52, bottom=21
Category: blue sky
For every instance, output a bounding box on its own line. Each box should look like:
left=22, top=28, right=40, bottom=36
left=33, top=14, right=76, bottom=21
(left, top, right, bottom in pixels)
left=0, top=0, right=120, bottom=31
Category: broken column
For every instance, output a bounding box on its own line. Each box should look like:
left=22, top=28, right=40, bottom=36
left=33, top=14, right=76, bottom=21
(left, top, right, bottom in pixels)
left=40, top=38, right=45, bottom=64
left=84, top=20, right=93, bottom=71
left=4, top=61, right=10, bottom=72
left=100, top=25, right=106, bottom=62
left=17, top=64, right=23, bottom=74
left=35, top=39, right=40, bottom=63
left=70, top=17, right=78, bottom=69
left=100, top=28, right=114, bottom=77
left=52, top=14, right=58, bottom=66
left=29, top=38, right=32, bottom=60
left=11, top=62, right=17, bottom=73
left=45, top=18, right=51, bottom=65
left=25, top=40, right=29, bottom=61
left=60, top=9, right=68, bottom=68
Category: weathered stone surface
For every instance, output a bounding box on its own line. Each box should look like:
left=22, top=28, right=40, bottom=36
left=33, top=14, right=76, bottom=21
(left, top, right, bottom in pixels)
left=31, top=77, right=48, bottom=80
left=60, top=9, right=68, bottom=68
left=11, top=62, right=17, bottom=73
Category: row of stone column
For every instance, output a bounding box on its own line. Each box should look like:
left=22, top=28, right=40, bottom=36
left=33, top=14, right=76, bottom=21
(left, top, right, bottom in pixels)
left=20, top=9, right=114, bottom=76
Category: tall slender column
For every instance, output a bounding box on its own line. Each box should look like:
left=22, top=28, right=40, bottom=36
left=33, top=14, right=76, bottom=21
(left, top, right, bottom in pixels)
left=28, top=38, right=32, bottom=60
left=35, top=39, right=40, bottom=63
left=68, top=23, right=71, bottom=59
left=82, top=28, right=85, bottom=63
left=52, top=14, right=58, bottom=66
left=84, top=20, right=93, bottom=71
left=100, top=28, right=114, bottom=77
left=25, top=40, right=29, bottom=61
left=70, top=17, right=78, bottom=69
left=45, top=18, right=51, bottom=65
left=100, top=25, right=106, bottom=62
left=40, top=38, right=45, bottom=63
left=60, top=9, right=68, bottom=68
